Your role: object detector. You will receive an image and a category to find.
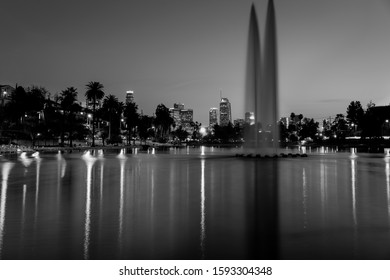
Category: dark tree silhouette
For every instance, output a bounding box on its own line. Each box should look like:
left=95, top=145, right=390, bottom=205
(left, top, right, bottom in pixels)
left=59, top=87, right=81, bottom=146
left=346, top=101, right=364, bottom=128
left=124, top=101, right=139, bottom=145
left=85, top=81, right=105, bottom=146
left=154, top=104, right=174, bottom=141
left=101, top=94, right=123, bottom=143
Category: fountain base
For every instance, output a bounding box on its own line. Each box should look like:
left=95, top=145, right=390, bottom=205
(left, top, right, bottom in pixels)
left=235, top=153, right=308, bottom=158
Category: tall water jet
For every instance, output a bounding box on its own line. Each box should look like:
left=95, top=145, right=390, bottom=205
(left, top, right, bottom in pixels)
left=245, top=0, right=279, bottom=154
left=245, top=0, right=280, bottom=259
left=245, top=5, right=262, bottom=149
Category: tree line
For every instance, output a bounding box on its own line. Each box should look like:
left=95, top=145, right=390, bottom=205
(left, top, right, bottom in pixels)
left=279, top=100, right=384, bottom=145
left=1, top=81, right=383, bottom=147
left=0, top=82, right=187, bottom=146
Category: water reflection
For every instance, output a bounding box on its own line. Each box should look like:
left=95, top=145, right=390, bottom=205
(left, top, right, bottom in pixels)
left=118, top=152, right=127, bottom=252
left=385, top=157, right=390, bottom=222
left=82, top=151, right=97, bottom=260
left=34, top=156, right=42, bottom=228
left=351, top=158, right=357, bottom=227
left=3, top=148, right=390, bottom=259
left=0, top=162, right=15, bottom=258
left=56, top=152, right=66, bottom=204
left=350, top=148, right=358, bottom=159
left=200, top=159, right=206, bottom=259
left=350, top=157, right=358, bottom=258
left=302, top=168, right=308, bottom=229
left=320, top=160, right=327, bottom=225
left=19, top=152, right=33, bottom=168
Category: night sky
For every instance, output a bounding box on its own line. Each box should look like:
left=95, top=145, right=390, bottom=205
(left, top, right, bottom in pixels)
left=2, top=0, right=390, bottom=125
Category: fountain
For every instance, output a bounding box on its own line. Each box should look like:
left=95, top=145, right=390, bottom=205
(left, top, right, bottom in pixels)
left=244, top=0, right=279, bottom=156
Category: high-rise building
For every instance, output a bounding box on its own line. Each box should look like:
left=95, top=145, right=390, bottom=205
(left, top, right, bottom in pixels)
left=245, top=112, right=255, bottom=125
left=180, top=109, right=193, bottom=131
left=174, top=103, right=184, bottom=110
left=126, top=90, right=134, bottom=103
left=170, top=107, right=182, bottom=127
left=234, top=118, right=245, bottom=128
left=209, top=108, right=218, bottom=127
left=0, top=85, right=14, bottom=107
left=219, top=98, right=232, bottom=126
left=169, top=103, right=193, bottom=133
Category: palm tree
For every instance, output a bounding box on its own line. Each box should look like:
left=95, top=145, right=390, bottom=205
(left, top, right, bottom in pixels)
left=124, top=101, right=139, bottom=145
left=59, top=87, right=81, bottom=146
left=102, top=94, right=122, bottom=142
left=154, top=103, right=174, bottom=141
left=85, top=81, right=105, bottom=146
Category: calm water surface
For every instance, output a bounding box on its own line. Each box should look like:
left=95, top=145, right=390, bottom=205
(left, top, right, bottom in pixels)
left=1, top=147, right=390, bottom=259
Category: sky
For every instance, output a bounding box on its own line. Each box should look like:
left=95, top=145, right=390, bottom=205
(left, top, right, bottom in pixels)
left=2, top=0, right=390, bottom=126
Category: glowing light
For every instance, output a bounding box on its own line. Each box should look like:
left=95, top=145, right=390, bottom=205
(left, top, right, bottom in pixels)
left=118, top=155, right=127, bottom=248
left=0, top=162, right=14, bottom=258
left=351, top=159, right=357, bottom=227
left=200, top=159, right=206, bottom=259
left=82, top=152, right=97, bottom=260
left=199, top=127, right=206, bottom=135
left=350, top=147, right=358, bottom=159
left=386, top=158, right=390, bottom=221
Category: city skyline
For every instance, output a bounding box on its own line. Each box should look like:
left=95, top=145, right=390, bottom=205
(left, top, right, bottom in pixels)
left=2, top=0, right=390, bottom=125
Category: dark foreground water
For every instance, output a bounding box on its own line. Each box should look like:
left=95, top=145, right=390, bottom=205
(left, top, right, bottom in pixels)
left=1, top=146, right=390, bottom=259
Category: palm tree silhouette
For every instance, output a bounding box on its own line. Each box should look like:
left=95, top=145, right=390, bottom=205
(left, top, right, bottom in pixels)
left=59, top=87, right=81, bottom=147
left=85, top=81, right=105, bottom=147
left=102, top=94, right=122, bottom=141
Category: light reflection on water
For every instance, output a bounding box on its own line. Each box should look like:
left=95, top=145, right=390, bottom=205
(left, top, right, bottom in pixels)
left=0, top=147, right=390, bottom=259
left=81, top=151, right=97, bottom=260
left=200, top=159, right=206, bottom=259
left=0, top=162, right=14, bottom=258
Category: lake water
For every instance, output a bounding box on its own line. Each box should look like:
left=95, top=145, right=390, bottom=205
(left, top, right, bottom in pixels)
left=1, top=146, right=390, bottom=259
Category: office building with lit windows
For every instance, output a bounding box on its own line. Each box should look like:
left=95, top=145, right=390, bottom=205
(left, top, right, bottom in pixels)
left=209, top=108, right=218, bottom=127
left=126, top=90, right=135, bottom=104
left=219, top=98, right=232, bottom=126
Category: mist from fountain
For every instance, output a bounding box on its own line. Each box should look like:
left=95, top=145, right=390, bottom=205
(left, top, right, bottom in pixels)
left=245, top=0, right=279, bottom=155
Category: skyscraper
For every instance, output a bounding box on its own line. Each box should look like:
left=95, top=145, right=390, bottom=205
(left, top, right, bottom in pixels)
left=219, top=98, right=231, bottom=126
left=245, top=112, right=255, bottom=125
left=169, top=103, right=193, bottom=133
left=170, top=103, right=184, bottom=127
left=126, top=90, right=134, bottom=103
left=209, top=108, right=218, bottom=127
left=180, top=109, right=193, bottom=132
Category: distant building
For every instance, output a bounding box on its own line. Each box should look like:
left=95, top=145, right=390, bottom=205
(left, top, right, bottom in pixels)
left=209, top=108, right=218, bottom=127
left=180, top=109, right=194, bottom=132
left=245, top=112, right=255, bottom=125
left=219, top=97, right=232, bottom=126
left=126, top=90, right=134, bottom=104
left=365, top=106, right=390, bottom=137
left=279, top=117, right=289, bottom=128
left=169, top=103, right=193, bottom=133
left=170, top=108, right=182, bottom=127
left=170, top=103, right=184, bottom=127
left=174, top=103, right=184, bottom=110
left=0, top=85, right=14, bottom=106
left=234, top=118, right=245, bottom=128
left=86, top=98, right=102, bottom=111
